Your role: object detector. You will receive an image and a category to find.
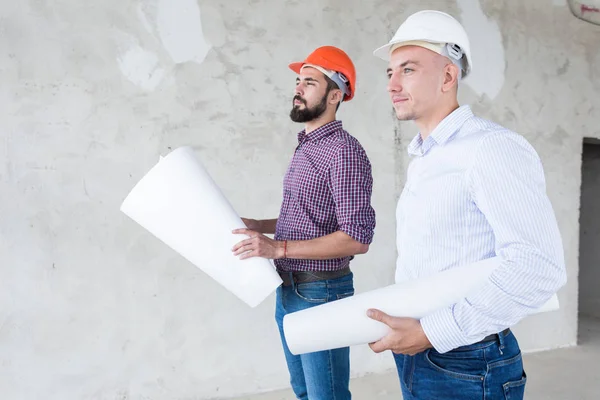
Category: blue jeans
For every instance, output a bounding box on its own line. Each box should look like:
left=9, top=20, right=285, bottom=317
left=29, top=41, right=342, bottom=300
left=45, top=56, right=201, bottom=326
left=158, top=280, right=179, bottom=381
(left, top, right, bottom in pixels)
left=393, top=330, right=527, bottom=399
left=275, top=272, right=354, bottom=400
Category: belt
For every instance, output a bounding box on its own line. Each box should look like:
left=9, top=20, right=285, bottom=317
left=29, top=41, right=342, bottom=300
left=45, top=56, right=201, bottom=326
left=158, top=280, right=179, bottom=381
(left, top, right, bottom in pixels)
left=277, top=267, right=351, bottom=286
left=480, top=328, right=511, bottom=343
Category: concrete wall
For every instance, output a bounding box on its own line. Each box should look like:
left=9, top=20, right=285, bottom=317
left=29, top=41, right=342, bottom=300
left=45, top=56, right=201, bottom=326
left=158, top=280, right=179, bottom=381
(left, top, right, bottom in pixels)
left=579, top=142, right=600, bottom=319
left=0, top=0, right=598, bottom=399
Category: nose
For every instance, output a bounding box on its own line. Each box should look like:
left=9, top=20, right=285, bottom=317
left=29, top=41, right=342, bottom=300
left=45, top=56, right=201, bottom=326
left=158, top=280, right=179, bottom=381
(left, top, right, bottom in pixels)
left=387, top=71, right=402, bottom=93
left=295, top=82, right=304, bottom=97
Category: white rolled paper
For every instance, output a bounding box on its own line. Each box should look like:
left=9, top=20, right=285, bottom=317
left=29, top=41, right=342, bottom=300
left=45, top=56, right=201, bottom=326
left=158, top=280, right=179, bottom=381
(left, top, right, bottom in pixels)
left=121, top=146, right=282, bottom=308
left=283, top=257, right=559, bottom=355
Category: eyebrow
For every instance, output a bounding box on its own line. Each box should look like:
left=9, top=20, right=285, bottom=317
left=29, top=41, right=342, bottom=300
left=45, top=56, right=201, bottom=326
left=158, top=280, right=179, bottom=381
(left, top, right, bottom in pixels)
left=296, top=77, right=319, bottom=83
left=387, top=60, right=420, bottom=74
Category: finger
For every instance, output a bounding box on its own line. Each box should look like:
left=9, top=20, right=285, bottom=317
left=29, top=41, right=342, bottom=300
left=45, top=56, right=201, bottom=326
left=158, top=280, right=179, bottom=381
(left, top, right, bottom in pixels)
left=367, top=309, right=392, bottom=326
left=239, top=249, right=257, bottom=260
left=233, top=244, right=254, bottom=256
left=231, top=239, right=251, bottom=252
left=232, top=228, right=255, bottom=235
left=368, top=340, right=388, bottom=354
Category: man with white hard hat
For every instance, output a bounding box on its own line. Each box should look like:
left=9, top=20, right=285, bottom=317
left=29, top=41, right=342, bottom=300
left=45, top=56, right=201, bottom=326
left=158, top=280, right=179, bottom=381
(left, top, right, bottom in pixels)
left=366, top=10, right=566, bottom=399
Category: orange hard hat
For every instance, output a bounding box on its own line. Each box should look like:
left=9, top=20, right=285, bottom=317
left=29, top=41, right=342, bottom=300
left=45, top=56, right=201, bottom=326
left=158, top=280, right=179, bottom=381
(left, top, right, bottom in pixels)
left=289, top=46, right=357, bottom=102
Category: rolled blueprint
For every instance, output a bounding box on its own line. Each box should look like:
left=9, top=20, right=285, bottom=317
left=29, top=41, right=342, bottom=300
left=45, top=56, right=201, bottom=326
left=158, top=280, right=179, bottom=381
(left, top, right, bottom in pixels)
left=283, top=257, right=559, bottom=355
left=121, top=147, right=282, bottom=308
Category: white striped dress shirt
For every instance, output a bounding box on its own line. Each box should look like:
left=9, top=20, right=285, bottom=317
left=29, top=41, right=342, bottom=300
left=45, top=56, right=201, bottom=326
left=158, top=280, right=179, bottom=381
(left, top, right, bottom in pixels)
left=396, top=105, right=567, bottom=353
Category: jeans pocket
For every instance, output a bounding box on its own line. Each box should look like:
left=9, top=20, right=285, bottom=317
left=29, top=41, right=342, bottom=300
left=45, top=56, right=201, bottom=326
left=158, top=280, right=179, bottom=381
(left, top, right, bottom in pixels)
left=294, top=282, right=328, bottom=303
left=424, top=349, right=486, bottom=381
left=336, top=288, right=354, bottom=300
left=327, top=274, right=353, bottom=301
left=503, top=372, right=527, bottom=400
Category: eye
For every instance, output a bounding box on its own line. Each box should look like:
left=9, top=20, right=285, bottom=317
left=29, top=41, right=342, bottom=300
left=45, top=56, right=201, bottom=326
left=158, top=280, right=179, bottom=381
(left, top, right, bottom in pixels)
left=403, top=68, right=414, bottom=74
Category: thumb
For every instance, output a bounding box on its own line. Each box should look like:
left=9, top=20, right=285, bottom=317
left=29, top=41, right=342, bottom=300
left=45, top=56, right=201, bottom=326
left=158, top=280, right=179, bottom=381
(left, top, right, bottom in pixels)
left=367, top=309, right=392, bottom=325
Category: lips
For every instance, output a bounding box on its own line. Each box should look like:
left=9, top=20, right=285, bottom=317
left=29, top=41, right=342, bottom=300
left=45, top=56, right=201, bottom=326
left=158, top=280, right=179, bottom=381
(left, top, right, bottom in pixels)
left=293, top=96, right=306, bottom=106
left=392, top=96, right=408, bottom=104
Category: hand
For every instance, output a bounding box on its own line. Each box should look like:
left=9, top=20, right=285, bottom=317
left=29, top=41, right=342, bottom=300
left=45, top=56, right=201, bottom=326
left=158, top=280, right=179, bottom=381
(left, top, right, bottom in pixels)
left=367, top=309, right=432, bottom=356
left=232, top=228, right=284, bottom=260
left=241, top=218, right=261, bottom=232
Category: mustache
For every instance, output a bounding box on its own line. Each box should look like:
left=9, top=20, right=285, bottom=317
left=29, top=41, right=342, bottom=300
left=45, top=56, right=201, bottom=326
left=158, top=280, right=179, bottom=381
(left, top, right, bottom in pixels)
left=293, top=95, right=306, bottom=105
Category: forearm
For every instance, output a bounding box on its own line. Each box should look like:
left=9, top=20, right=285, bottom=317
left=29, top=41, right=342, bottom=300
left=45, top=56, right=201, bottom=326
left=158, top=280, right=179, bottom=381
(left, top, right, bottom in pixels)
left=256, top=219, right=278, bottom=234
left=285, top=231, right=369, bottom=260
left=421, top=248, right=566, bottom=354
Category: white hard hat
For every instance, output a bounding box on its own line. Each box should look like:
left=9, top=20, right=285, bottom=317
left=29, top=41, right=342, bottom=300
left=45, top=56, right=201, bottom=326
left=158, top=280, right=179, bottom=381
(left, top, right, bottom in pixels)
left=373, top=10, right=472, bottom=78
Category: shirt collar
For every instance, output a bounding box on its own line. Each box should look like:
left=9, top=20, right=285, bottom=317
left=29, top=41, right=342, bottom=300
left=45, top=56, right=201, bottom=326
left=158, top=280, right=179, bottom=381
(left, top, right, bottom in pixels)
left=407, top=105, right=474, bottom=157
left=297, top=120, right=343, bottom=144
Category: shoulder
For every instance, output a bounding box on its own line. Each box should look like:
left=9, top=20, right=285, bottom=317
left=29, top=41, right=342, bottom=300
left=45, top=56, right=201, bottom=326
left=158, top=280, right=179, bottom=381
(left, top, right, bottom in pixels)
left=456, top=117, right=540, bottom=163
left=329, top=132, right=372, bottom=172
left=325, top=130, right=370, bottom=157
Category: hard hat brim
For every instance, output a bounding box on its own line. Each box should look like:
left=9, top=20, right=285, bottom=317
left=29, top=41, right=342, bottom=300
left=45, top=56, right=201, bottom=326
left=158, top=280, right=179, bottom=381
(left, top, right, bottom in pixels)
left=288, top=62, right=304, bottom=74
left=372, top=39, right=442, bottom=61
left=372, top=39, right=471, bottom=78
left=372, top=42, right=394, bottom=61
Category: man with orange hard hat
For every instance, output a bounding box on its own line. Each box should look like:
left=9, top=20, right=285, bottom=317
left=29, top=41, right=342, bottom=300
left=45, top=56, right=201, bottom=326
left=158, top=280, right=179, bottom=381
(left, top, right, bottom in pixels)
left=232, top=46, right=376, bottom=399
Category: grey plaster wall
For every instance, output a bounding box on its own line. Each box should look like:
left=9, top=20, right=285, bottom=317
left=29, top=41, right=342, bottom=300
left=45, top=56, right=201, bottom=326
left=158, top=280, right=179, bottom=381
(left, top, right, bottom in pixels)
left=0, top=0, right=598, bottom=398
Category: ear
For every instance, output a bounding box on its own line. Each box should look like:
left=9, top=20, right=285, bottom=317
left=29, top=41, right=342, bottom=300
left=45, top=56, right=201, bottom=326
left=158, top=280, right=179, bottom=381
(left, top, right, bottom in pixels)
left=328, top=89, right=344, bottom=105
left=442, top=63, right=460, bottom=93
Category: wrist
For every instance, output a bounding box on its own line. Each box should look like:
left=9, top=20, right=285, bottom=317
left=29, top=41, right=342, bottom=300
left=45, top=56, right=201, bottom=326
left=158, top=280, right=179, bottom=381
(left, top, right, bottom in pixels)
left=418, top=321, right=433, bottom=349
left=278, top=240, right=288, bottom=259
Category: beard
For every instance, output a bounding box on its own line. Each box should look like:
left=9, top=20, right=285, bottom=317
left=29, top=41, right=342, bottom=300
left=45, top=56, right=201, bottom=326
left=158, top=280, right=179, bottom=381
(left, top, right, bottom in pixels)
left=289, top=94, right=328, bottom=123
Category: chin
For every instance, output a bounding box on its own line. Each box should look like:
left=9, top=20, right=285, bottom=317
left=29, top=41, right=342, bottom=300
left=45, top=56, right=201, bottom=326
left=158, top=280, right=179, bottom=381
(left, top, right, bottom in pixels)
left=394, top=110, right=416, bottom=121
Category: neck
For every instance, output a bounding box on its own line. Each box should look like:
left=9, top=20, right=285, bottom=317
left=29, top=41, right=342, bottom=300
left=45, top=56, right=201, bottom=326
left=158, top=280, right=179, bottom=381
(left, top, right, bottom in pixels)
left=305, top=112, right=336, bottom=134
left=415, top=100, right=460, bottom=140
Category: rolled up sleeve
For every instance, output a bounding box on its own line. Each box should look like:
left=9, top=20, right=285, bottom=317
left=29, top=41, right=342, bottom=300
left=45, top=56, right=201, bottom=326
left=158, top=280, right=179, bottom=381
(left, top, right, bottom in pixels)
left=329, top=144, right=376, bottom=244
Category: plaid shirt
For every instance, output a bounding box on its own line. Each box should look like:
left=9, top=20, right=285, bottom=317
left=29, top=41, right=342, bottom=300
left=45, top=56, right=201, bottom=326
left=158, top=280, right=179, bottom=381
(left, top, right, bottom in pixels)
left=274, top=120, right=376, bottom=272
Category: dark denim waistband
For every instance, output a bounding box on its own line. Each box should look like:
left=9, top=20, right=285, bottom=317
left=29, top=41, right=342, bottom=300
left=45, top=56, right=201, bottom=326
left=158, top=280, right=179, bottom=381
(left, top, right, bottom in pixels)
left=277, top=268, right=351, bottom=286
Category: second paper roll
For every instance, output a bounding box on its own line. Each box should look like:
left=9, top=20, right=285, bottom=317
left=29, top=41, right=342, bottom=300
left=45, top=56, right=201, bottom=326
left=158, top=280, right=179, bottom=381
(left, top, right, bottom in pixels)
left=283, top=257, right=559, bottom=355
